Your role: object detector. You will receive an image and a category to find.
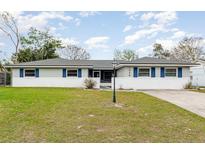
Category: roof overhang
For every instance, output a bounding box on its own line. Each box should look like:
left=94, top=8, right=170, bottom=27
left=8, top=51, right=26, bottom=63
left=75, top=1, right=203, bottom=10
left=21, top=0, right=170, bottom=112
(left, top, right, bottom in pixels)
left=93, top=67, right=113, bottom=70
left=5, top=65, right=93, bottom=69
left=116, top=63, right=199, bottom=69
left=5, top=63, right=199, bottom=69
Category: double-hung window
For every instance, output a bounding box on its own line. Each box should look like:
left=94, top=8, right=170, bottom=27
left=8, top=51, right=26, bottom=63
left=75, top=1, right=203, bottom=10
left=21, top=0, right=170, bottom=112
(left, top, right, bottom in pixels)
left=138, top=68, right=150, bottom=77
left=25, top=69, right=35, bottom=77
left=67, top=69, right=78, bottom=77
left=165, top=68, right=176, bottom=77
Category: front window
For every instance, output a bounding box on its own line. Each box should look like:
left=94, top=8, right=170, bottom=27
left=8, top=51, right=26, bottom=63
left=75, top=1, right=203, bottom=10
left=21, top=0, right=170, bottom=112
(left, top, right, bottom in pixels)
left=139, top=68, right=150, bottom=77
left=25, top=70, right=35, bottom=77
left=165, top=68, right=176, bottom=77
left=67, top=70, right=78, bottom=77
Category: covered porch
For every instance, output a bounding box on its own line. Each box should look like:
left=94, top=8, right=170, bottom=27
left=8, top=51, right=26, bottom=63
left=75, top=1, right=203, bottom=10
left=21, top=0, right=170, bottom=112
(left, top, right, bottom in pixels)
left=88, top=69, right=113, bottom=87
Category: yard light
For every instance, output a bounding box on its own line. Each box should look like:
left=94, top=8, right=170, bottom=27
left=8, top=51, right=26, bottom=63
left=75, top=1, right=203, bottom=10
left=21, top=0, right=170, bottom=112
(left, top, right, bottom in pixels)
left=112, top=59, right=117, bottom=103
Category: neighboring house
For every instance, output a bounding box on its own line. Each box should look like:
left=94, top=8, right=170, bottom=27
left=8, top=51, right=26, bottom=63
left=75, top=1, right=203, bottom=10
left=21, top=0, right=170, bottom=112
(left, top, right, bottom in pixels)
left=5, top=57, right=197, bottom=89
left=191, top=59, right=205, bottom=87
left=0, top=71, right=10, bottom=86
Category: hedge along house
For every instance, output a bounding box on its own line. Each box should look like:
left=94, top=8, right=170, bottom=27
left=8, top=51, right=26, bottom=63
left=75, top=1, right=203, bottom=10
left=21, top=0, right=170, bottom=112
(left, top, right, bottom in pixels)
left=5, top=57, right=197, bottom=89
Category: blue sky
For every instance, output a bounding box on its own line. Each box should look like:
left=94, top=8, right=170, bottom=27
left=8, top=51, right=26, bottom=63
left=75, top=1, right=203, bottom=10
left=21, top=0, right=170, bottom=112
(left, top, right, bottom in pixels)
left=0, top=11, right=205, bottom=60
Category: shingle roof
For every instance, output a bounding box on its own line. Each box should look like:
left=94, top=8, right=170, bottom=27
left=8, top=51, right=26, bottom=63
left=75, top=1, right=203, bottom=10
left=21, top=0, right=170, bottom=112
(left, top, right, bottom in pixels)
left=6, top=57, right=197, bottom=69
left=6, top=58, right=124, bottom=69
left=121, top=57, right=195, bottom=65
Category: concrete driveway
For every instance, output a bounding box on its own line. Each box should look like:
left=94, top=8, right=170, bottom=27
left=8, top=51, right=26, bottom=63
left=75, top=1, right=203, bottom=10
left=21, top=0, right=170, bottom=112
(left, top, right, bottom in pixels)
left=143, top=90, right=205, bottom=118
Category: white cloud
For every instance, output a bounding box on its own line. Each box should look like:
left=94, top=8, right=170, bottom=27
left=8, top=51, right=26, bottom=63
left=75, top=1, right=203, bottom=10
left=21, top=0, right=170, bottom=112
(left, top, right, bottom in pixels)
left=124, top=24, right=164, bottom=45
left=15, top=12, right=73, bottom=33
left=49, top=26, right=58, bottom=34
left=171, top=28, right=179, bottom=32
left=125, top=11, right=137, bottom=15
left=123, top=25, right=132, bottom=32
left=74, top=18, right=81, bottom=26
left=84, top=36, right=110, bottom=49
left=137, top=45, right=152, bottom=53
left=147, top=32, right=158, bottom=39
left=125, top=11, right=139, bottom=20
left=79, top=11, right=100, bottom=17
left=154, top=12, right=177, bottom=25
left=170, top=30, right=186, bottom=39
left=123, top=12, right=178, bottom=45
left=140, top=12, right=155, bottom=21
left=60, top=37, right=80, bottom=46
left=140, top=12, right=177, bottom=25
left=38, top=12, right=73, bottom=21
left=136, top=45, right=153, bottom=57
left=58, top=22, right=66, bottom=30
left=0, top=42, right=4, bottom=47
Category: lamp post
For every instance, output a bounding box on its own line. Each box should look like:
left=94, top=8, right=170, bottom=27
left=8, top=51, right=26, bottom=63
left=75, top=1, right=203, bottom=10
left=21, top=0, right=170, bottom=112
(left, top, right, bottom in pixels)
left=112, top=59, right=117, bottom=103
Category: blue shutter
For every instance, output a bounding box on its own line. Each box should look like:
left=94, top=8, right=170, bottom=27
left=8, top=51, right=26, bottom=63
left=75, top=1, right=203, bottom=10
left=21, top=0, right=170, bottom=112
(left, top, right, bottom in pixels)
left=62, top=68, right=66, bottom=78
left=160, top=67, right=165, bottom=78
left=35, top=68, right=39, bottom=77
left=20, top=68, right=24, bottom=78
left=151, top=67, right=156, bottom=77
left=133, top=67, right=138, bottom=77
left=78, top=68, right=82, bottom=78
left=178, top=67, right=182, bottom=78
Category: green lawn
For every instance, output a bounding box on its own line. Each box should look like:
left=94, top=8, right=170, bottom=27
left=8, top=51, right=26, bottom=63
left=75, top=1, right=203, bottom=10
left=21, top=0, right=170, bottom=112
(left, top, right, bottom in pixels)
left=198, top=89, right=205, bottom=93
left=0, top=87, right=205, bottom=143
left=191, top=89, right=205, bottom=93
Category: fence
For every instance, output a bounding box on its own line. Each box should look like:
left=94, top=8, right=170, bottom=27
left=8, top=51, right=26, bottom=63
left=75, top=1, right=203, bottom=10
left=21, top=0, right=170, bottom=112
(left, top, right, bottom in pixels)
left=191, top=66, right=205, bottom=87
left=0, top=72, right=11, bottom=86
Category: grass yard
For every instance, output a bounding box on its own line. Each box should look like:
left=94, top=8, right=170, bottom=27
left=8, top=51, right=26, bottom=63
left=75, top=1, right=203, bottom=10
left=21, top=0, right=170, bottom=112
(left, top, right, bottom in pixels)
left=197, top=89, right=205, bottom=93
left=191, top=89, right=205, bottom=93
left=0, top=87, right=205, bottom=143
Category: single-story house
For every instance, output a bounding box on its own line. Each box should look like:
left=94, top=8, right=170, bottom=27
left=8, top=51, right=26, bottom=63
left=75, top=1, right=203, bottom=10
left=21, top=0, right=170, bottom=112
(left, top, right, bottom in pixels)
left=191, top=59, right=205, bottom=87
left=5, top=57, right=197, bottom=89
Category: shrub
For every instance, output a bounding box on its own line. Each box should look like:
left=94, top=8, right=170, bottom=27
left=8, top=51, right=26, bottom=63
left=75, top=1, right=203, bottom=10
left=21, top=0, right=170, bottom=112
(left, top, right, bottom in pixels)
left=184, top=82, right=193, bottom=89
left=84, top=78, right=97, bottom=89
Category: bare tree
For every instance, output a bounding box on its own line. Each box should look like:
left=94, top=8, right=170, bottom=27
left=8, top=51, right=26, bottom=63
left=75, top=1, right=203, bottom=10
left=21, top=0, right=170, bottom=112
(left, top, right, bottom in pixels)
left=60, top=44, right=90, bottom=60
left=0, top=12, right=20, bottom=63
left=171, top=37, right=205, bottom=63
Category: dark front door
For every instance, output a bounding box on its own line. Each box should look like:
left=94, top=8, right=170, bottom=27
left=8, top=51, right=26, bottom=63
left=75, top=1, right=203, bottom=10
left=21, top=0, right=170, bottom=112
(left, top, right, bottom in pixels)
left=101, top=70, right=113, bottom=83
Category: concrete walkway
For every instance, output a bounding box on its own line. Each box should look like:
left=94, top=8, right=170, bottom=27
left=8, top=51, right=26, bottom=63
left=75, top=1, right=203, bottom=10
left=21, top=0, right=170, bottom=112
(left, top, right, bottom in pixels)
left=143, top=90, right=205, bottom=118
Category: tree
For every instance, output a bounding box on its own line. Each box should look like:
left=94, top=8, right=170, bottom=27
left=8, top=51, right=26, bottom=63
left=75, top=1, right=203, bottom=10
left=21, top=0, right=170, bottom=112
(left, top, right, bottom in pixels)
left=15, top=49, right=34, bottom=63
left=153, top=43, right=171, bottom=59
left=0, top=60, right=3, bottom=72
left=12, top=28, right=62, bottom=63
left=0, top=12, right=20, bottom=63
left=152, top=37, right=205, bottom=62
left=0, top=56, right=10, bottom=72
left=60, top=44, right=90, bottom=60
left=114, top=49, right=138, bottom=61
left=0, top=50, right=5, bottom=71
left=171, top=37, right=205, bottom=63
